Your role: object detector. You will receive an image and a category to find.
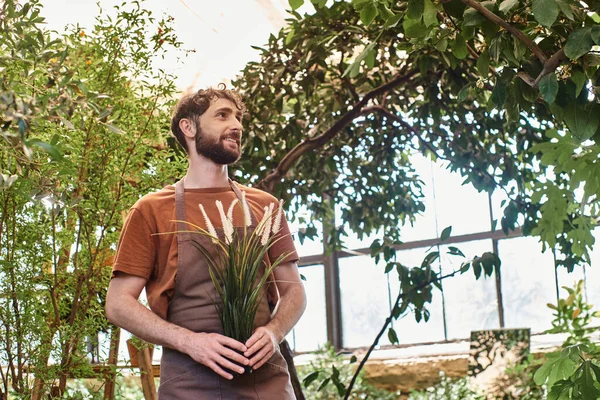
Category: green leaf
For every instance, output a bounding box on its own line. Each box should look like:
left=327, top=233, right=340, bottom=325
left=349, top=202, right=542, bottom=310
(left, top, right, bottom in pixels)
left=463, top=7, right=486, bottom=26
left=532, top=0, right=559, bottom=27
left=403, top=18, right=429, bottom=38
left=452, top=34, right=468, bottom=59
left=285, top=28, right=295, bottom=45
left=360, top=2, right=378, bottom=26
left=440, top=226, right=452, bottom=241
left=317, top=377, right=330, bottom=391
left=407, top=0, right=425, bottom=20
left=342, top=42, right=375, bottom=77
left=564, top=103, right=600, bottom=142
left=581, top=361, right=600, bottom=399
left=435, top=38, right=448, bottom=51
left=303, top=371, right=320, bottom=387
left=462, top=1, right=496, bottom=26
left=103, top=123, right=125, bottom=135
left=592, top=26, right=600, bottom=45
left=570, top=70, right=586, bottom=97
left=499, top=0, right=519, bottom=13
left=384, top=13, right=403, bottom=29
left=477, top=50, right=490, bottom=76
left=423, top=0, right=438, bottom=27
left=556, top=0, right=574, bottom=20
left=448, top=246, right=466, bottom=257
left=458, top=84, right=471, bottom=102
left=491, top=80, right=508, bottom=107
left=365, top=49, right=375, bottom=69
left=350, top=355, right=357, bottom=363
left=548, top=380, right=575, bottom=400
left=289, top=0, right=304, bottom=10
left=388, top=327, right=399, bottom=344
left=565, top=28, right=594, bottom=60
left=311, top=0, right=327, bottom=7
left=539, top=72, right=559, bottom=104
left=27, top=139, right=63, bottom=160
left=534, top=351, right=578, bottom=387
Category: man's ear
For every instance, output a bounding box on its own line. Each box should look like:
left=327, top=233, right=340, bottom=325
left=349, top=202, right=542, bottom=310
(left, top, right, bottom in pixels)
left=179, top=118, right=196, bottom=139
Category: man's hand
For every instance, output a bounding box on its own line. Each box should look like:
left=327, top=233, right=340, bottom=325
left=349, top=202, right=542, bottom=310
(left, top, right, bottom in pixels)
left=244, top=326, right=279, bottom=370
left=187, top=332, right=250, bottom=380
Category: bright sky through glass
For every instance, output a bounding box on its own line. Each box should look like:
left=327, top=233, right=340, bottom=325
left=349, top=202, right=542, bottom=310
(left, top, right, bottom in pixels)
left=40, top=0, right=312, bottom=91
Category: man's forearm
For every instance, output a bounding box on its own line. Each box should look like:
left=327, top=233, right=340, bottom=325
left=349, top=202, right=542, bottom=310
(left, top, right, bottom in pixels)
left=106, top=292, right=192, bottom=353
left=265, top=284, right=307, bottom=343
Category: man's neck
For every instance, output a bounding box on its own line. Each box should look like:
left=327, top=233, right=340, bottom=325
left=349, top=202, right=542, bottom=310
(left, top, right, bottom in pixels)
left=184, top=155, right=229, bottom=189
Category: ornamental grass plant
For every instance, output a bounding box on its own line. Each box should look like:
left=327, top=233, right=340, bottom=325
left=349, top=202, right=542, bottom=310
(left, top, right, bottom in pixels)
left=174, top=193, right=292, bottom=344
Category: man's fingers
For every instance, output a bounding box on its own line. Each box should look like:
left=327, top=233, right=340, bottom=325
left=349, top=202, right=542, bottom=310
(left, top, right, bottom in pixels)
left=244, top=331, right=268, bottom=357
left=217, top=335, right=247, bottom=352
left=209, top=362, right=234, bottom=380
left=252, top=352, right=272, bottom=370
left=222, top=348, right=249, bottom=366
left=215, top=355, right=246, bottom=376
left=244, top=330, right=262, bottom=349
left=249, top=345, right=272, bottom=367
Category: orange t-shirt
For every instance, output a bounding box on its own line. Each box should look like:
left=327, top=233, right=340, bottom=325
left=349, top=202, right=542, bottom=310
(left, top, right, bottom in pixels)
left=112, top=182, right=299, bottom=320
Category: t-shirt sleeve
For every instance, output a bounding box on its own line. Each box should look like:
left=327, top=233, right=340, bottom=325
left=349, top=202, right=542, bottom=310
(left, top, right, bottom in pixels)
left=112, top=207, right=156, bottom=280
left=269, top=209, right=299, bottom=265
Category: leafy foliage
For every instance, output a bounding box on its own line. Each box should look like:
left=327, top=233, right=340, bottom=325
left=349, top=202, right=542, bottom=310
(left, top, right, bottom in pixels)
left=0, top=1, right=185, bottom=397
left=234, top=0, right=599, bottom=271
left=297, top=344, right=400, bottom=399
left=532, top=281, right=600, bottom=398
left=408, top=373, right=483, bottom=399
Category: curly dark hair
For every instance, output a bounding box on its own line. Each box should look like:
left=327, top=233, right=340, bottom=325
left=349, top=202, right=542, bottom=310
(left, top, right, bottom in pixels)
left=170, top=83, right=246, bottom=153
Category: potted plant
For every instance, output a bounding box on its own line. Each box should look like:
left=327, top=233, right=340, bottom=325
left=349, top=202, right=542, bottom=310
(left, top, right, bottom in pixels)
left=178, top=194, right=292, bottom=374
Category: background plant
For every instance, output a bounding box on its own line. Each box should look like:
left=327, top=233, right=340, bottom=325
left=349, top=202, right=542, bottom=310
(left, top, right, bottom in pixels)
left=0, top=1, right=185, bottom=397
left=298, top=344, right=400, bottom=399
left=409, top=373, right=483, bottom=400
left=533, top=281, right=600, bottom=399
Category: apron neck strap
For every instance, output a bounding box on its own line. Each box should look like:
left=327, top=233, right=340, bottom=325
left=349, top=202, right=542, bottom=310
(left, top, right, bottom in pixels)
left=175, top=178, right=257, bottom=238
left=174, top=179, right=188, bottom=242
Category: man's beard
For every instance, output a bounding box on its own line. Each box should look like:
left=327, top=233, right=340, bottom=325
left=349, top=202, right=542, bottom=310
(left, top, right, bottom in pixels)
left=194, top=127, right=241, bottom=165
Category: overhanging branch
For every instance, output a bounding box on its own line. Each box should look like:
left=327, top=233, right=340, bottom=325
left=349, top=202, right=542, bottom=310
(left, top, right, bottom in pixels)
left=460, top=0, right=548, bottom=64
left=256, top=69, right=419, bottom=192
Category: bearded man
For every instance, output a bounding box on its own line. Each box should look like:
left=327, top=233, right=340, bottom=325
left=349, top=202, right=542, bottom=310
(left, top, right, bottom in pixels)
left=106, top=85, right=307, bottom=399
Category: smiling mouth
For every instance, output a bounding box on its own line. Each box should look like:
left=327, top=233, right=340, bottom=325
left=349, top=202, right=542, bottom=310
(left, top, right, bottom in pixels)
left=224, top=137, right=240, bottom=145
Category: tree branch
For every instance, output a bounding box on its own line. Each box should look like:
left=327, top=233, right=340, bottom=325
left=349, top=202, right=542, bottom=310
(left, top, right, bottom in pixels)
left=516, top=48, right=567, bottom=88
left=343, top=267, right=465, bottom=399
left=460, top=0, right=548, bottom=64
left=256, top=70, right=419, bottom=192
left=534, top=49, right=566, bottom=86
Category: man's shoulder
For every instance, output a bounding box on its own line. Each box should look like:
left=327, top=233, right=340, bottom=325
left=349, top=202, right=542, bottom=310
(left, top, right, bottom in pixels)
left=236, top=183, right=278, bottom=205
left=131, top=185, right=176, bottom=214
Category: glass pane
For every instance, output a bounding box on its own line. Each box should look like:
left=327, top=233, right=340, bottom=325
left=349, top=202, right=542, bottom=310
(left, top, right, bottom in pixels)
left=498, top=236, right=556, bottom=333
left=585, top=230, right=600, bottom=309
left=291, top=221, right=324, bottom=258
left=431, top=161, right=492, bottom=236
left=390, top=247, right=446, bottom=344
left=289, top=265, right=328, bottom=352
left=439, top=240, right=499, bottom=339
left=397, top=154, right=438, bottom=242
left=339, top=256, right=392, bottom=348
left=556, top=264, right=586, bottom=297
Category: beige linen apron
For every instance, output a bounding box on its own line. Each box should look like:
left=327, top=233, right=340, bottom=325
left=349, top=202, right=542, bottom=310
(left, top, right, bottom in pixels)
left=157, top=179, right=295, bottom=399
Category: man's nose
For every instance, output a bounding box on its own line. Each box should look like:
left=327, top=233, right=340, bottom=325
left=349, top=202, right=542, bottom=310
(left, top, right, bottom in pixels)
left=231, top=118, right=243, bottom=132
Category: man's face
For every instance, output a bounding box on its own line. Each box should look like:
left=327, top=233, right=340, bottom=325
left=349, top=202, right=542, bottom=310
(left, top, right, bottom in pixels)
left=193, top=98, right=243, bottom=165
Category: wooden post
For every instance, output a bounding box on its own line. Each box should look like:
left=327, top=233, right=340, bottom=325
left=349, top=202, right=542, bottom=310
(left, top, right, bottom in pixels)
left=103, top=327, right=121, bottom=400
left=137, top=346, right=157, bottom=400
left=127, top=339, right=156, bottom=400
